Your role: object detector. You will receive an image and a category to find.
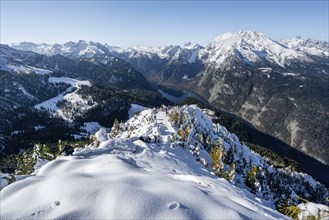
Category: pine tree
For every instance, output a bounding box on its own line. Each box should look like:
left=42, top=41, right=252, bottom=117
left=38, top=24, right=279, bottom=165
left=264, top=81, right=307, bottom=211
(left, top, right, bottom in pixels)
left=224, top=145, right=234, bottom=164
left=210, top=141, right=224, bottom=174
left=110, top=118, right=120, bottom=138
left=277, top=199, right=301, bottom=220
left=245, top=165, right=258, bottom=193
left=177, top=129, right=185, bottom=141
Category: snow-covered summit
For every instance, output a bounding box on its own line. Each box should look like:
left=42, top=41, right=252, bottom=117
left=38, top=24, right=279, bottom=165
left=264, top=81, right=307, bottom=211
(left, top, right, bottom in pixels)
left=10, top=40, right=112, bottom=59
left=9, top=31, right=328, bottom=72
left=1, top=105, right=328, bottom=219
left=10, top=41, right=41, bottom=52
left=10, top=40, right=203, bottom=64
left=280, top=37, right=329, bottom=57
left=214, top=30, right=267, bottom=42
left=201, top=30, right=313, bottom=68
left=113, top=43, right=203, bottom=64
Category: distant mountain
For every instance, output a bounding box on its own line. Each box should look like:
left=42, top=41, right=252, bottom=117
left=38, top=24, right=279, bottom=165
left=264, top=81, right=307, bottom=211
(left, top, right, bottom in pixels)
left=0, top=44, right=171, bottom=156
left=191, top=31, right=329, bottom=165
left=11, top=40, right=111, bottom=59
left=201, top=30, right=311, bottom=69
left=7, top=30, right=329, bottom=165
left=280, top=36, right=329, bottom=57
left=11, top=40, right=204, bottom=83
left=11, top=31, right=328, bottom=80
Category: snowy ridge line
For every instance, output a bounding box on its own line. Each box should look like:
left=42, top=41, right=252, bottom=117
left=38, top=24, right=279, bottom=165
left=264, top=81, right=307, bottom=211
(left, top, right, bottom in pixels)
left=110, top=105, right=329, bottom=213
left=0, top=63, right=53, bottom=75
left=1, top=105, right=328, bottom=219
left=7, top=30, right=328, bottom=72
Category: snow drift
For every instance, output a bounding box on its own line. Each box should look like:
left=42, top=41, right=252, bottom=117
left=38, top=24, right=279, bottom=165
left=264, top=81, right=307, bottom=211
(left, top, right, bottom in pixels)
left=1, top=105, right=328, bottom=219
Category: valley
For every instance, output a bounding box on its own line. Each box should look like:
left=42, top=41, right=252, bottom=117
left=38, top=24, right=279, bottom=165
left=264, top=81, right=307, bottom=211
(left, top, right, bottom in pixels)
left=1, top=30, right=328, bottom=174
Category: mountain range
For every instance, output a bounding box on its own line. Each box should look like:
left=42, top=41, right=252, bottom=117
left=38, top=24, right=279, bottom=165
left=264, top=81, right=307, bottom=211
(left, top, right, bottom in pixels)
left=4, top=30, right=329, bottom=165
left=1, top=30, right=329, bottom=220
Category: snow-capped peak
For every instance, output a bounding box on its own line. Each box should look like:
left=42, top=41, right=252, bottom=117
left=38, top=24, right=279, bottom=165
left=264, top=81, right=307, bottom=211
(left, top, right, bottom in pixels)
left=7, top=31, right=328, bottom=74
left=9, top=42, right=42, bottom=52
left=182, top=41, right=202, bottom=50
left=202, top=30, right=313, bottom=69
left=214, top=30, right=267, bottom=43
left=280, top=37, right=329, bottom=57
left=10, top=40, right=111, bottom=59
left=183, top=41, right=194, bottom=48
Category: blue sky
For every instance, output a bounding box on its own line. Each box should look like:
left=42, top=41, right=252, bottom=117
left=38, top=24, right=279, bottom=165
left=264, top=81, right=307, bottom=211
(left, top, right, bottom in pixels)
left=1, top=1, right=328, bottom=46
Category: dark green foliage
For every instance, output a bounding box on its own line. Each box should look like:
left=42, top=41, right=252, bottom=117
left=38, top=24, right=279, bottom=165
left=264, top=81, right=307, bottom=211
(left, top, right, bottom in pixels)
left=0, top=107, right=74, bottom=158
left=77, top=85, right=171, bottom=127
left=224, top=146, right=234, bottom=165
left=221, top=162, right=235, bottom=182
left=245, top=165, right=258, bottom=193
left=168, top=111, right=180, bottom=125
left=0, top=154, right=22, bottom=174
left=276, top=199, right=301, bottom=220
left=212, top=113, right=252, bottom=143
left=203, top=105, right=325, bottom=186
left=180, top=97, right=209, bottom=109
left=0, top=147, right=35, bottom=175
left=0, top=70, right=69, bottom=107
left=210, top=145, right=224, bottom=172
left=245, top=142, right=302, bottom=172
left=109, top=118, right=121, bottom=138
left=278, top=205, right=301, bottom=219
left=0, top=139, right=92, bottom=175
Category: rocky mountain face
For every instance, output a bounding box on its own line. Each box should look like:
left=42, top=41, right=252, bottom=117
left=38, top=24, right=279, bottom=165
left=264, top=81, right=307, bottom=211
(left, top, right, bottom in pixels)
left=9, top=31, right=329, bottom=165
left=193, top=31, right=329, bottom=165
left=11, top=41, right=205, bottom=84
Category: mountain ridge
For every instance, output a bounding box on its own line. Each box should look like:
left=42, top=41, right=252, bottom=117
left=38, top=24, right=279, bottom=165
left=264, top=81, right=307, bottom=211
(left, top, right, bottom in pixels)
left=1, top=104, right=328, bottom=219
left=3, top=30, right=329, bottom=165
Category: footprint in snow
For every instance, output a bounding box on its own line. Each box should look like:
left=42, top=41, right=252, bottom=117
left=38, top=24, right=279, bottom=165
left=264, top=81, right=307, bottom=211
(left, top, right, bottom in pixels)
left=168, top=202, right=189, bottom=210
left=31, top=210, right=44, bottom=216
left=168, top=202, right=179, bottom=210
left=20, top=201, right=60, bottom=219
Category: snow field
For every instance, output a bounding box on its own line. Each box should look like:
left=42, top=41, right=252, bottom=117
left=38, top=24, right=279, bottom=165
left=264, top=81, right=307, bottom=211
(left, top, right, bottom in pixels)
left=0, top=139, right=286, bottom=219
left=1, top=105, right=326, bottom=219
left=34, top=77, right=93, bottom=121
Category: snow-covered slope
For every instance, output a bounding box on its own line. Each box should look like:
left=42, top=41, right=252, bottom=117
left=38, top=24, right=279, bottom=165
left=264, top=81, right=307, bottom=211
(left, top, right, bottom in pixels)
left=280, top=36, right=329, bottom=57
left=1, top=105, right=328, bottom=219
left=116, top=42, right=203, bottom=64
left=10, top=40, right=111, bottom=60
left=9, top=31, right=328, bottom=77
left=199, top=30, right=316, bottom=69
left=0, top=150, right=283, bottom=219
left=0, top=44, right=46, bottom=74
left=0, top=105, right=285, bottom=219
left=10, top=41, right=203, bottom=65
left=34, top=77, right=94, bottom=121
